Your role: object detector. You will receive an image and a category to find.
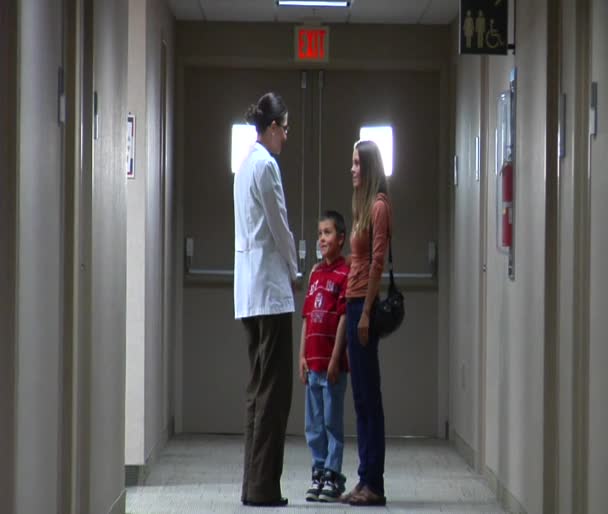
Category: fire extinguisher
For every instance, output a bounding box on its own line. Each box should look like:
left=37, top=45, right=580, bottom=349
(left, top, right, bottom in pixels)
left=501, top=160, right=513, bottom=248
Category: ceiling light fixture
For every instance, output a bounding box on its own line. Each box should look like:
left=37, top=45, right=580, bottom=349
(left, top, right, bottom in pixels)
left=276, top=1, right=350, bottom=7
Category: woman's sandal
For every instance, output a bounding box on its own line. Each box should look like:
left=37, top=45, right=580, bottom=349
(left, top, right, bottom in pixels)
left=340, top=482, right=363, bottom=503
left=348, top=485, right=387, bottom=507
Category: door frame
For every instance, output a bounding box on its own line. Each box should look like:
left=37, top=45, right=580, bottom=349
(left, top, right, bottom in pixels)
left=571, top=0, right=592, bottom=512
left=0, top=1, right=18, bottom=511
left=69, top=0, right=95, bottom=511
left=542, top=0, right=562, bottom=511
left=477, top=56, right=489, bottom=473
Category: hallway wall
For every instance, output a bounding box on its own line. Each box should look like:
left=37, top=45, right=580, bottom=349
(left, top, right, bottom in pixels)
left=13, top=2, right=65, bottom=513
left=587, top=1, right=608, bottom=512
left=4, top=1, right=130, bottom=512
left=451, top=1, right=549, bottom=513
left=144, top=0, right=176, bottom=465
left=486, top=3, right=548, bottom=513
left=0, top=2, right=17, bottom=513
left=126, top=0, right=176, bottom=468
left=86, top=0, right=130, bottom=512
left=555, top=1, right=578, bottom=511
left=450, top=51, right=482, bottom=456
left=126, top=0, right=148, bottom=465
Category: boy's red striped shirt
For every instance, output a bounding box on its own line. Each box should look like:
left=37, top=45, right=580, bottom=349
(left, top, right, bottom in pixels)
left=302, top=256, right=350, bottom=373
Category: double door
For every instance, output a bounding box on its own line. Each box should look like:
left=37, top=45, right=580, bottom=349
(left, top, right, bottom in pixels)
left=181, top=66, right=443, bottom=437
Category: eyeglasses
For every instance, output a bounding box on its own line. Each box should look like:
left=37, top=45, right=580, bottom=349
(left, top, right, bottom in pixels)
left=274, top=120, right=289, bottom=135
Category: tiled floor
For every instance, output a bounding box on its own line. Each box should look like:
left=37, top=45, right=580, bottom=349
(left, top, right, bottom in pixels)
left=126, top=434, right=508, bottom=514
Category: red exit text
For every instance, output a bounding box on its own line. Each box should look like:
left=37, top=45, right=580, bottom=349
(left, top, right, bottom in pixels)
left=296, top=28, right=329, bottom=62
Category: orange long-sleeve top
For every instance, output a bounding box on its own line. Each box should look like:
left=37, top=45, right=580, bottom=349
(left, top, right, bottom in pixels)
left=346, top=193, right=392, bottom=299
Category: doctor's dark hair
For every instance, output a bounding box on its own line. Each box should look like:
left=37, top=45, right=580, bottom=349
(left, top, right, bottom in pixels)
left=245, top=92, right=288, bottom=134
left=320, top=210, right=346, bottom=244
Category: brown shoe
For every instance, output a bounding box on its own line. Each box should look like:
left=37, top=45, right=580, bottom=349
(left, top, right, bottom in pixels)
left=348, top=485, right=387, bottom=506
left=244, top=497, right=288, bottom=507
left=339, top=482, right=363, bottom=503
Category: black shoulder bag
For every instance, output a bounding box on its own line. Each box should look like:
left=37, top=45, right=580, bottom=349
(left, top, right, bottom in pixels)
left=369, top=226, right=405, bottom=338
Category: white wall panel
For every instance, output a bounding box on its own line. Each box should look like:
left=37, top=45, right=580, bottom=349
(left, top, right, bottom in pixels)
left=587, top=0, right=608, bottom=512
left=14, top=2, right=64, bottom=513
left=450, top=53, right=481, bottom=452
left=126, top=0, right=176, bottom=469
left=88, top=0, right=129, bottom=511
left=451, top=2, right=548, bottom=513
left=483, top=56, right=514, bottom=476
left=126, top=0, right=148, bottom=465
left=505, top=4, right=547, bottom=510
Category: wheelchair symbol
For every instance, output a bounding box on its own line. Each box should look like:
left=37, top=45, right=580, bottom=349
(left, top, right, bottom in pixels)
left=485, top=19, right=504, bottom=49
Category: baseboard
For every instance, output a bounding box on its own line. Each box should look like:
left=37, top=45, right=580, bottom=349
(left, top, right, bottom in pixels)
left=125, top=423, right=171, bottom=486
left=124, top=465, right=143, bottom=487
left=450, top=430, right=526, bottom=514
left=108, top=488, right=126, bottom=514
left=483, top=466, right=528, bottom=514
left=450, top=428, right=476, bottom=469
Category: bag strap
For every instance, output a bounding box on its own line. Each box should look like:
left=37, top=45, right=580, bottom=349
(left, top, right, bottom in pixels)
left=369, top=224, right=396, bottom=289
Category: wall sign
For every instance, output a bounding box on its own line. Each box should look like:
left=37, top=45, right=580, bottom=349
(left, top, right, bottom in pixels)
left=294, top=26, right=329, bottom=63
left=460, top=0, right=508, bottom=55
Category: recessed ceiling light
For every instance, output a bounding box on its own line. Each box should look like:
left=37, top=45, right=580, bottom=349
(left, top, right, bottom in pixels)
left=277, top=1, right=351, bottom=7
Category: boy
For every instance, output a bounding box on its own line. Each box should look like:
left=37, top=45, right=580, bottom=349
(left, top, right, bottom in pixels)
left=299, top=210, right=350, bottom=502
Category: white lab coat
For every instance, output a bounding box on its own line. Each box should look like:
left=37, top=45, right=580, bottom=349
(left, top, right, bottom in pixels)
left=233, top=142, right=298, bottom=319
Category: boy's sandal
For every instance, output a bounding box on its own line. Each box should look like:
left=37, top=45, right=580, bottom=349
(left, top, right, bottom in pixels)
left=348, top=485, right=387, bottom=507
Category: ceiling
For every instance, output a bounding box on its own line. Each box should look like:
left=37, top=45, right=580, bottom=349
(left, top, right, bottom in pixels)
left=167, top=0, right=459, bottom=25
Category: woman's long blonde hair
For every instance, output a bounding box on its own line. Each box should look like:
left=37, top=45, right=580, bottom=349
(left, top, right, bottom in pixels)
left=352, top=140, right=388, bottom=234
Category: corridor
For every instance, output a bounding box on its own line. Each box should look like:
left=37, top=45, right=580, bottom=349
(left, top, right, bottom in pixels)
left=126, top=436, right=506, bottom=514
left=2, top=1, right=607, bottom=514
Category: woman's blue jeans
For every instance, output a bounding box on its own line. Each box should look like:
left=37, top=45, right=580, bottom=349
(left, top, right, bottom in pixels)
left=346, top=299, right=385, bottom=495
left=304, top=370, right=347, bottom=474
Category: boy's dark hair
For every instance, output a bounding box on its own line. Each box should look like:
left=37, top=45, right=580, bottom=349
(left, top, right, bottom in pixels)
left=320, top=210, right=346, bottom=241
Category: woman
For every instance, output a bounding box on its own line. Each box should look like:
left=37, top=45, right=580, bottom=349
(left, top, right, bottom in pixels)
left=233, top=92, right=297, bottom=507
left=341, top=139, right=391, bottom=506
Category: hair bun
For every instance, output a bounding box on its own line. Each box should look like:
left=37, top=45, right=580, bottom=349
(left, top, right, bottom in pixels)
left=245, top=104, right=262, bottom=125
left=245, top=92, right=287, bottom=134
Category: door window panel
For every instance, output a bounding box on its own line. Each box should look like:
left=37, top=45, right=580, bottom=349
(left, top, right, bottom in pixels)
left=231, top=124, right=257, bottom=173
left=360, top=125, right=393, bottom=176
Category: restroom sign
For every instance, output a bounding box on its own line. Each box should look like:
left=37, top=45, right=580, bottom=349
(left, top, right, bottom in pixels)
left=295, top=26, right=329, bottom=63
left=460, top=0, right=508, bottom=55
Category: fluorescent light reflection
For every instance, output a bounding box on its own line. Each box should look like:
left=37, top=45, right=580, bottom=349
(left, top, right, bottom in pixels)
left=360, top=126, right=394, bottom=176
left=231, top=124, right=257, bottom=174
left=277, top=1, right=350, bottom=7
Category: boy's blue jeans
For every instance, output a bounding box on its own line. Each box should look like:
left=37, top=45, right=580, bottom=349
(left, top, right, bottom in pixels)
left=304, top=370, right=347, bottom=474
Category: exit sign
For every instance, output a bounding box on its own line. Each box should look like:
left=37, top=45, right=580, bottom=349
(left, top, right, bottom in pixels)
left=295, top=26, right=329, bottom=63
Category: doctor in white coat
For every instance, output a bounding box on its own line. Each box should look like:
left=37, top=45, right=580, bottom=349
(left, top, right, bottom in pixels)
left=233, top=92, right=298, bottom=508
